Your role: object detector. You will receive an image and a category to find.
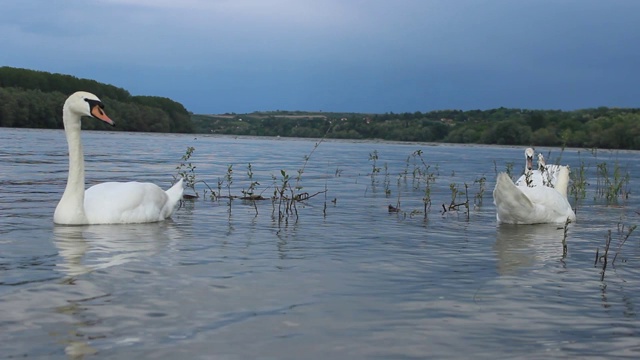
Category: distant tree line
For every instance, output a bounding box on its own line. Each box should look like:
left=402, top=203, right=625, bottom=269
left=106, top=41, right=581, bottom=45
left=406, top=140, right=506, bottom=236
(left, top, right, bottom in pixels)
left=3, top=67, right=639, bottom=150
left=193, top=106, right=640, bottom=150
left=0, top=67, right=193, bottom=133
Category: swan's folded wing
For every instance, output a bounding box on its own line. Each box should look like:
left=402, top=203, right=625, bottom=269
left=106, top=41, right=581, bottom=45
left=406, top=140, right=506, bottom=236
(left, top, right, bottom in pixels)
left=84, top=182, right=170, bottom=224
left=523, top=185, right=575, bottom=223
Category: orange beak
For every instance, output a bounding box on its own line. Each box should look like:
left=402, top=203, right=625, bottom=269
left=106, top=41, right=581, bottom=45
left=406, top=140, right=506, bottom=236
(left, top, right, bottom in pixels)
left=90, top=104, right=115, bottom=126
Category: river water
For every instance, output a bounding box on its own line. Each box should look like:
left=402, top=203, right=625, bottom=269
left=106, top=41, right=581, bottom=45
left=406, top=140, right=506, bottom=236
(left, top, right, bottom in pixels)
left=1, top=128, right=639, bottom=359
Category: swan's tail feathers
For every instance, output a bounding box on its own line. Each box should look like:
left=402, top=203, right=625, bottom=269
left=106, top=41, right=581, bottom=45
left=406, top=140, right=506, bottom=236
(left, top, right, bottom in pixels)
left=493, top=172, right=534, bottom=224
left=166, top=178, right=184, bottom=208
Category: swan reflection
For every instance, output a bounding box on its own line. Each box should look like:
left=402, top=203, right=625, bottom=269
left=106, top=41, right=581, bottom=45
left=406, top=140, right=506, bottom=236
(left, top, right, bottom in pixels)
left=52, top=222, right=181, bottom=357
left=54, top=222, right=180, bottom=276
left=494, top=223, right=566, bottom=275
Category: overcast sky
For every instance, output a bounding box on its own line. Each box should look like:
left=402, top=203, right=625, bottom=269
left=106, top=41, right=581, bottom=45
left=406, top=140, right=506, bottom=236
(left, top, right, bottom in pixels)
left=1, top=0, right=639, bottom=114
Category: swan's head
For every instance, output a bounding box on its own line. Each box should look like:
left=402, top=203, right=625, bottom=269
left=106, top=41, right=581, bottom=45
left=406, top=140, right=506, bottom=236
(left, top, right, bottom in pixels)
left=537, top=153, right=546, bottom=170
left=64, top=91, right=115, bottom=126
left=524, top=147, right=535, bottom=170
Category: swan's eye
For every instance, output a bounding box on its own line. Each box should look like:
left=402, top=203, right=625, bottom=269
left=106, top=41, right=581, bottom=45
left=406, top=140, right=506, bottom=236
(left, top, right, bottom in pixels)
left=84, top=99, right=104, bottom=110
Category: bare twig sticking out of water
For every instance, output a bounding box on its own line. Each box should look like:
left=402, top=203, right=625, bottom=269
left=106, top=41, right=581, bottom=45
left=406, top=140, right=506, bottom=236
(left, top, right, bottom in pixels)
left=395, top=173, right=402, bottom=214
left=596, top=230, right=613, bottom=281
left=323, top=181, right=328, bottom=218
left=442, top=182, right=470, bottom=220
left=562, top=217, right=571, bottom=258
left=612, top=223, right=637, bottom=265
left=242, top=163, right=260, bottom=216
left=595, top=223, right=636, bottom=281
left=464, top=183, right=470, bottom=221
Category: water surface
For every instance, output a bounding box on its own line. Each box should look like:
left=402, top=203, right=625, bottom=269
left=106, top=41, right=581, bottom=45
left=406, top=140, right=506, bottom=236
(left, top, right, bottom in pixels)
left=1, top=128, right=639, bottom=359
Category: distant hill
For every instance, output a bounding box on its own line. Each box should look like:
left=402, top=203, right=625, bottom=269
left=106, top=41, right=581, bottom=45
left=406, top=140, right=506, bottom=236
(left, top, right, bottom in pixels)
left=0, top=66, right=193, bottom=133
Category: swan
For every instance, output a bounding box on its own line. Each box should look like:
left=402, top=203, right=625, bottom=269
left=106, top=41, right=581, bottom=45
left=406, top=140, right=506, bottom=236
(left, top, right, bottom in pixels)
left=515, top=148, right=564, bottom=188
left=54, top=91, right=184, bottom=225
left=493, top=166, right=575, bottom=225
left=514, top=148, right=536, bottom=187
left=536, top=153, right=564, bottom=187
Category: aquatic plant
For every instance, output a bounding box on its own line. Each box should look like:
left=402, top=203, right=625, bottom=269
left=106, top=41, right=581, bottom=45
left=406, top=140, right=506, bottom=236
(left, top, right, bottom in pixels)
left=473, top=176, right=486, bottom=207
left=448, top=183, right=459, bottom=209
left=463, top=183, right=470, bottom=220
left=175, top=146, right=197, bottom=195
left=595, top=161, right=630, bottom=204
left=241, top=163, right=262, bottom=215
left=408, top=150, right=437, bottom=184
left=407, top=150, right=436, bottom=219
left=390, top=173, right=403, bottom=217
left=224, top=164, right=234, bottom=211
left=273, top=169, right=294, bottom=221
left=505, top=161, right=514, bottom=180
left=369, top=150, right=381, bottom=185
left=383, top=163, right=391, bottom=197
left=569, top=158, right=588, bottom=212
left=264, top=138, right=329, bottom=223
left=422, top=182, right=432, bottom=220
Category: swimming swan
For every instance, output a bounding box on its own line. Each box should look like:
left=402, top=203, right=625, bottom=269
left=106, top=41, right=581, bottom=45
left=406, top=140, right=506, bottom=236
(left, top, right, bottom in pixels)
left=536, top=153, right=564, bottom=187
left=515, top=148, right=565, bottom=188
left=54, top=91, right=183, bottom=225
left=493, top=166, right=575, bottom=225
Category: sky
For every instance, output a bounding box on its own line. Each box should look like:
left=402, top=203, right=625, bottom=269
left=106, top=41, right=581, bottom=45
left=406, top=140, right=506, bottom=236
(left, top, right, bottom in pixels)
left=1, top=0, right=639, bottom=114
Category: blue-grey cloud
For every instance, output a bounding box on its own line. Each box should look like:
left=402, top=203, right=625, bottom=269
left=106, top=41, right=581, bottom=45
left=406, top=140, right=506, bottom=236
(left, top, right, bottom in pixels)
left=1, top=0, right=639, bottom=113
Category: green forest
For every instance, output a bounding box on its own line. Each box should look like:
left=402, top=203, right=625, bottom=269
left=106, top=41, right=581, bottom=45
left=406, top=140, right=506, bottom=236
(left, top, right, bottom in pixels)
left=193, top=106, right=640, bottom=150
left=2, top=66, right=640, bottom=150
left=0, top=67, right=193, bottom=133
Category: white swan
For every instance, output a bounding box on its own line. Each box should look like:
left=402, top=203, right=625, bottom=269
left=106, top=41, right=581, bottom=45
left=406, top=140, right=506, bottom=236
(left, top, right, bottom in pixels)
left=54, top=91, right=183, bottom=225
left=515, top=148, right=564, bottom=188
left=493, top=166, right=575, bottom=225
left=536, top=153, right=564, bottom=187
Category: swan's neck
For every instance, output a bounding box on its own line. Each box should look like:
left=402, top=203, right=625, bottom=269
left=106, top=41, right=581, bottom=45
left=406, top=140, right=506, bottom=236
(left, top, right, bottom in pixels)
left=555, top=167, right=570, bottom=199
left=54, top=107, right=87, bottom=224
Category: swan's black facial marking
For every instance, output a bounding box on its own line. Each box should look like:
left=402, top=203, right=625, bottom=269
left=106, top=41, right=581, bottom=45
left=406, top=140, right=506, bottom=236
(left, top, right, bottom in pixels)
left=84, top=98, right=104, bottom=111
left=84, top=98, right=115, bottom=126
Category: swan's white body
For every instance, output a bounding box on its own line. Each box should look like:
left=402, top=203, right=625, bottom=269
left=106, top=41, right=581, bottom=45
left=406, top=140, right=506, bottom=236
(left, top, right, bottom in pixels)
left=493, top=166, right=575, bottom=225
left=515, top=149, right=565, bottom=188
left=54, top=91, right=183, bottom=225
